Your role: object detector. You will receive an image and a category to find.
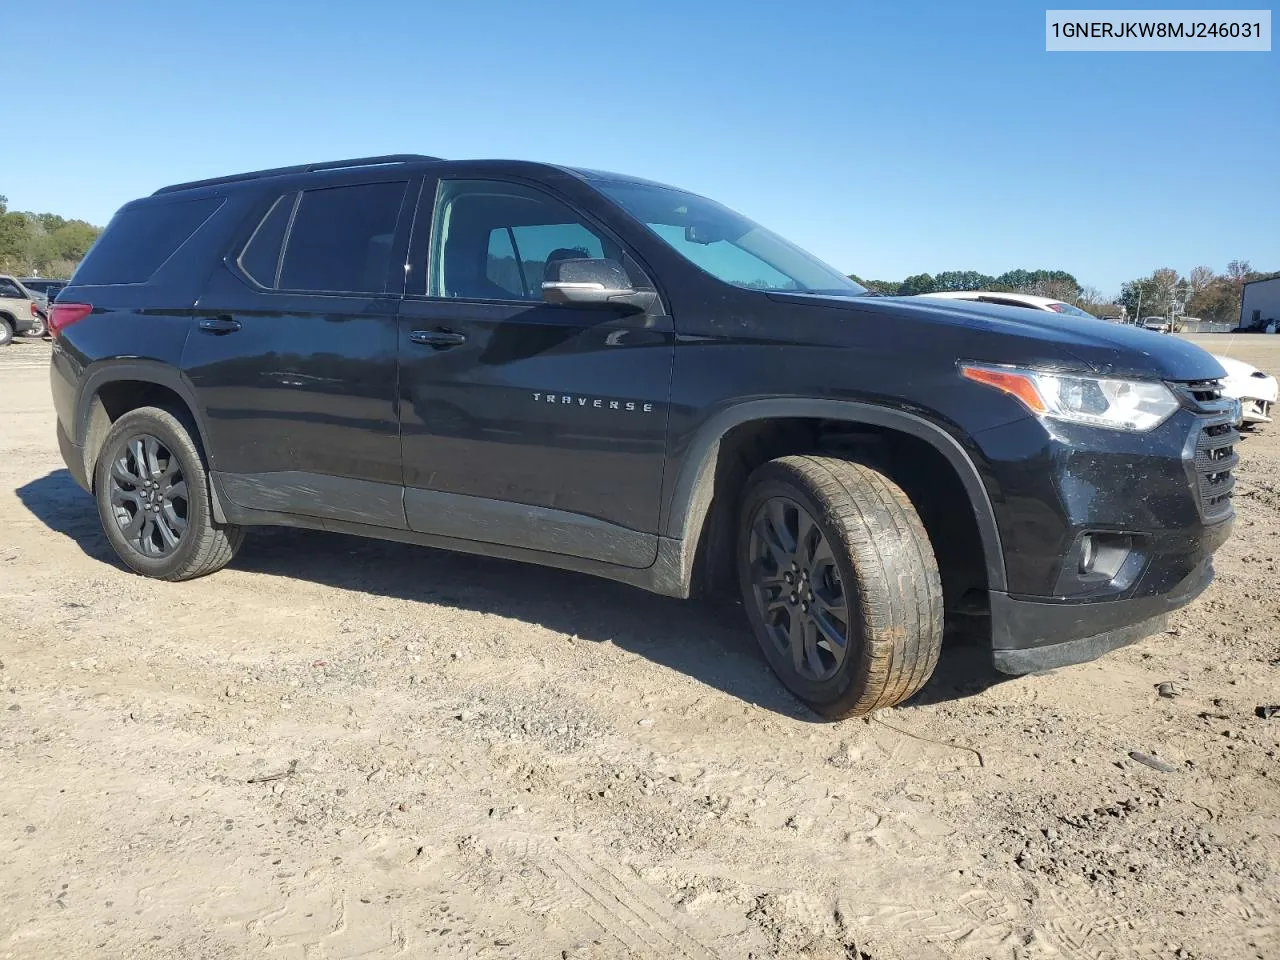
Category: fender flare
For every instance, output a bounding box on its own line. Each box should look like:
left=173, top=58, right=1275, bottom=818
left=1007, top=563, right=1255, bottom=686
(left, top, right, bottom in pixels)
left=660, top=398, right=1008, bottom=593
left=75, top=359, right=228, bottom=523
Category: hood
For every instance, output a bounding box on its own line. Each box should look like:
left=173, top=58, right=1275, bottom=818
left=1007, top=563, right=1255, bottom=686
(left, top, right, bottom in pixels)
left=767, top=292, right=1226, bottom=382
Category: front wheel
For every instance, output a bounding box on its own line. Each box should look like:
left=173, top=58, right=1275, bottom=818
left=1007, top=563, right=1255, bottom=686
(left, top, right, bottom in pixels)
left=93, top=406, right=244, bottom=580
left=737, top=455, right=944, bottom=719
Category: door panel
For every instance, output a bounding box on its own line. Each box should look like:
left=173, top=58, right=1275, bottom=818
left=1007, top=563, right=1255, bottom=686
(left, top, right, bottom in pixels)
left=397, top=298, right=673, bottom=562
left=396, top=176, right=673, bottom=566
left=186, top=282, right=402, bottom=480
left=182, top=178, right=413, bottom=527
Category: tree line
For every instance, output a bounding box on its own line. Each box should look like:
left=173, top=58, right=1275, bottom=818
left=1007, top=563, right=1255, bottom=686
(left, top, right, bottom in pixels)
left=1116, top=261, right=1278, bottom=326
left=852, top=262, right=1276, bottom=324
left=850, top=269, right=1107, bottom=312
left=0, top=195, right=102, bottom=278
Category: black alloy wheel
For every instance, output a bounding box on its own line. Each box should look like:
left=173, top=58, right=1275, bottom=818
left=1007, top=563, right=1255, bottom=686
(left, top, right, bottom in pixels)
left=745, top=495, right=850, bottom=683
left=107, top=434, right=189, bottom=557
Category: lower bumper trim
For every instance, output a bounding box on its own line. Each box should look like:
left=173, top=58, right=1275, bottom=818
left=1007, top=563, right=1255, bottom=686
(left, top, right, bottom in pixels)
left=989, top=558, right=1214, bottom=675
left=992, top=612, right=1169, bottom=674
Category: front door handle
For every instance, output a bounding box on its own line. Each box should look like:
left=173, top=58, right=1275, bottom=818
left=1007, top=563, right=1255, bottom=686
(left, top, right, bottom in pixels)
left=198, top=316, right=242, bottom=334
left=409, top=329, right=467, bottom=348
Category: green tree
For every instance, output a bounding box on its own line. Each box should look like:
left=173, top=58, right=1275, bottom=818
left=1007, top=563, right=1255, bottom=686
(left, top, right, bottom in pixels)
left=932, top=270, right=996, bottom=292
left=0, top=197, right=102, bottom=275
left=848, top=276, right=900, bottom=296
left=897, top=273, right=936, bottom=296
left=51, top=221, right=100, bottom=261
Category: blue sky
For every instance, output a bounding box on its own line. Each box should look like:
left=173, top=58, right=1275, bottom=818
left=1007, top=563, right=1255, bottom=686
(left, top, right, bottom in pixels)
left=8, top=0, right=1277, bottom=295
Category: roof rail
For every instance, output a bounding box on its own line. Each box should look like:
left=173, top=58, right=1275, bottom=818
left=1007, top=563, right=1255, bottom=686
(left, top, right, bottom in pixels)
left=152, top=154, right=444, bottom=196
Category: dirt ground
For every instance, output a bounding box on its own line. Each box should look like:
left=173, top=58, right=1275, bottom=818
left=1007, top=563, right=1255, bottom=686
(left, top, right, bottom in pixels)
left=1, top=335, right=1276, bottom=960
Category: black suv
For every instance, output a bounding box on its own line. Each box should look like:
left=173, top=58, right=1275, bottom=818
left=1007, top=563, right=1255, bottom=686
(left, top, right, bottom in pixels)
left=50, top=154, right=1236, bottom=718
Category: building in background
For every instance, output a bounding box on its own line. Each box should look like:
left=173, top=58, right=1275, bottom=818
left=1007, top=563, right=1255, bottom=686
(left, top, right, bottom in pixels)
left=1240, top=277, right=1280, bottom=332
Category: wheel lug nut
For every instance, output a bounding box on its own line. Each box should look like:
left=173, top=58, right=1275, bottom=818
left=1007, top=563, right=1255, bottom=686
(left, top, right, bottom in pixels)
left=801, top=602, right=809, bottom=612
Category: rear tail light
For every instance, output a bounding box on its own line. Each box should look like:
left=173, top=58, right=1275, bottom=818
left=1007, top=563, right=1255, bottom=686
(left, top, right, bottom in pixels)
left=49, top=303, right=93, bottom=339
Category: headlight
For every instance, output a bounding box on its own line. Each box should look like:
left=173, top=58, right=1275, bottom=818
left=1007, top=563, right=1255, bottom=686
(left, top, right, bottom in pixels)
left=961, top=363, right=1180, bottom=432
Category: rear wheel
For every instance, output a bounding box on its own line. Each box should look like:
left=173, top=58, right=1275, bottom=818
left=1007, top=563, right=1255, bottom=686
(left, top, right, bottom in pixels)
left=25, top=315, right=47, bottom=338
left=93, top=406, right=243, bottom=580
left=0, top=318, right=13, bottom=346
left=737, top=455, right=943, bottom=718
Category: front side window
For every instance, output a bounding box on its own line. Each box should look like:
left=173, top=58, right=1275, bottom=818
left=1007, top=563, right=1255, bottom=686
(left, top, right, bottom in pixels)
left=276, top=181, right=406, bottom=294
left=593, top=180, right=866, bottom=296
left=429, top=180, right=609, bottom=300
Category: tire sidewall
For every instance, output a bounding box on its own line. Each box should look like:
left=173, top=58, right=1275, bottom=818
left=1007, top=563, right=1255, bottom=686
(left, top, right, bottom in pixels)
left=737, top=467, right=866, bottom=708
left=94, top=408, right=213, bottom=578
left=0, top=319, right=12, bottom=346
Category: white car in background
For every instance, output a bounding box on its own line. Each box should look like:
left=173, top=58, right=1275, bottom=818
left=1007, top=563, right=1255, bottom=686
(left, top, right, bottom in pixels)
left=917, top=290, right=1099, bottom=318
left=915, top=291, right=1276, bottom=428
left=1217, top=355, right=1276, bottom=427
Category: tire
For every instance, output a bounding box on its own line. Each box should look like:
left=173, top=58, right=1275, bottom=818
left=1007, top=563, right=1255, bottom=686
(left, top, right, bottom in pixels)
left=25, top=315, right=47, bottom=338
left=737, top=455, right=943, bottom=719
left=0, top=318, right=13, bottom=346
left=93, top=406, right=244, bottom=581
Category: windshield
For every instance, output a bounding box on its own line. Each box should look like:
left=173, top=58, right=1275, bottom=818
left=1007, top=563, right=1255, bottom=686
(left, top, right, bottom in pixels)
left=594, top=180, right=867, bottom=297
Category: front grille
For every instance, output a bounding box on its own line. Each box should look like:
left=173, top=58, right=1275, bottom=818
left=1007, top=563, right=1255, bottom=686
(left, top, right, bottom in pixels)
left=1172, top=378, right=1226, bottom=408
left=1193, top=421, right=1238, bottom=520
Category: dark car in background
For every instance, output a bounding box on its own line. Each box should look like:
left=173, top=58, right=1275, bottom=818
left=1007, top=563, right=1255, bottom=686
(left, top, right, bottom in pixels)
left=48, top=154, right=1237, bottom=719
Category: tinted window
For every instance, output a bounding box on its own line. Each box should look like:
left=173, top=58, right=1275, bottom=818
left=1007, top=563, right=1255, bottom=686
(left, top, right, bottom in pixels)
left=651, top=222, right=791, bottom=290
left=430, top=180, right=608, bottom=300
left=73, top=196, right=224, bottom=285
left=594, top=179, right=866, bottom=296
left=0, top=279, right=25, bottom=298
left=277, top=182, right=406, bottom=294
left=485, top=226, right=524, bottom=297
left=239, top=194, right=295, bottom=288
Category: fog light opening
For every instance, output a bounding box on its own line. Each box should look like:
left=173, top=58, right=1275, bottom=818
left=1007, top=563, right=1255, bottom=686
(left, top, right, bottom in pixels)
left=1079, top=534, right=1096, bottom=575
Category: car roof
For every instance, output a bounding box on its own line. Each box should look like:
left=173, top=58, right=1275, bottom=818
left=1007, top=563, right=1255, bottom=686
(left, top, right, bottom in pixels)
left=148, top=154, right=657, bottom=200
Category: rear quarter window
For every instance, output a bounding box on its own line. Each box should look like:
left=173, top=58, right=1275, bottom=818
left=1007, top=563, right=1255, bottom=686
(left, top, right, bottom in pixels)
left=72, top=196, right=224, bottom=285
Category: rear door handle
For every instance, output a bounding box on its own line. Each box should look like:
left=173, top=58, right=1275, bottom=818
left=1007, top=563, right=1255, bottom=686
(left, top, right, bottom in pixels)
left=409, top=329, right=467, bottom=348
left=198, top=316, right=242, bottom=334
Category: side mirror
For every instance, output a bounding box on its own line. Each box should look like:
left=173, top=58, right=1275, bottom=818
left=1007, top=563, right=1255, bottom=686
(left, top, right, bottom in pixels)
left=542, top=258, right=636, bottom=306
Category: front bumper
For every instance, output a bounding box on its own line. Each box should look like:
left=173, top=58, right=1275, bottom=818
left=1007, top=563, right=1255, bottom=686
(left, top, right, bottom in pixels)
left=990, top=526, right=1225, bottom=674
left=976, top=394, right=1237, bottom=673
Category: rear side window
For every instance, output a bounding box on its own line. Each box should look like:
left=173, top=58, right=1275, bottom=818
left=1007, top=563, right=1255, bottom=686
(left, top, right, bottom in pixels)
left=276, top=181, right=406, bottom=294
left=73, top=196, right=224, bottom=285
left=238, top=194, right=295, bottom=288
left=0, top=279, right=26, bottom=298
